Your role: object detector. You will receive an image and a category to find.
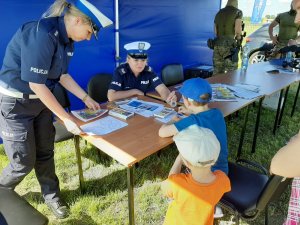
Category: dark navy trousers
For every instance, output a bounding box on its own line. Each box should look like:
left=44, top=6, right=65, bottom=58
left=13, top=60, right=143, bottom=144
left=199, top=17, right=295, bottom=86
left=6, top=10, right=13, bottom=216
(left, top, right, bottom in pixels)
left=0, top=94, right=60, bottom=202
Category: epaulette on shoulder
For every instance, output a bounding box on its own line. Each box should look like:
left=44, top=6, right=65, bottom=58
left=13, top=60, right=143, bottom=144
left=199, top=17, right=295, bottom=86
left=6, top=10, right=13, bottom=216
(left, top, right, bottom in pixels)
left=37, top=19, right=59, bottom=40
left=118, top=64, right=127, bottom=75
left=145, top=66, right=152, bottom=72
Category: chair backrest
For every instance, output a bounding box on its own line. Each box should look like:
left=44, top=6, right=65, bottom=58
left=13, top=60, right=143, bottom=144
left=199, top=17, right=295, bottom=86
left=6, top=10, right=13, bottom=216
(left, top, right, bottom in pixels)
left=52, top=83, right=71, bottom=111
left=161, top=64, right=184, bottom=87
left=0, top=189, right=49, bottom=225
left=221, top=161, right=292, bottom=223
left=256, top=175, right=292, bottom=211
left=88, top=73, right=112, bottom=103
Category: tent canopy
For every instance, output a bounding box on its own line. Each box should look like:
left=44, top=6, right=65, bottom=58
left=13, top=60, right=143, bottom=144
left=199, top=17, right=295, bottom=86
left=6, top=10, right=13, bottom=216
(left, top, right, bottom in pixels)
left=0, top=0, right=220, bottom=109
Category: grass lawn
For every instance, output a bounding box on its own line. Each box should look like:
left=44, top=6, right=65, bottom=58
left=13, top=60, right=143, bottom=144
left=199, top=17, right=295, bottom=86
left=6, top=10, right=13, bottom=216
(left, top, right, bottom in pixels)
left=0, top=82, right=300, bottom=225
left=0, top=23, right=297, bottom=225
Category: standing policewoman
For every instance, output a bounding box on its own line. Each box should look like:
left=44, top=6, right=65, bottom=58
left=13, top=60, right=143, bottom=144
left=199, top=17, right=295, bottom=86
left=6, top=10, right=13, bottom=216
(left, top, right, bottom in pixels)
left=0, top=0, right=112, bottom=219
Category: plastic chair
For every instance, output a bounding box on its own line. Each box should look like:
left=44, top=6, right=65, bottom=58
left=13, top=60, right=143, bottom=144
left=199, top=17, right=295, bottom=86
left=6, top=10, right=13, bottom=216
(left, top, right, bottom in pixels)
left=220, top=159, right=292, bottom=225
left=87, top=73, right=112, bottom=103
left=52, top=83, right=74, bottom=142
left=161, top=64, right=184, bottom=87
left=0, top=188, right=48, bottom=225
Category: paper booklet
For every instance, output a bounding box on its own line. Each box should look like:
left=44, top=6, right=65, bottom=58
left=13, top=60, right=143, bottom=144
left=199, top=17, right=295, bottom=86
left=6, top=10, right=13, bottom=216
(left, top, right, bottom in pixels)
left=119, top=99, right=164, bottom=118
left=211, top=84, right=237, bottom=102
left=154, top=107, right=175, bottom=119
left=71, top=108, right=108, bottom=122
left=109, top=107, right=135, bottom=120
left=155, top=112, right=187, bottom=124
left=114, top=97, right=138, bottom=106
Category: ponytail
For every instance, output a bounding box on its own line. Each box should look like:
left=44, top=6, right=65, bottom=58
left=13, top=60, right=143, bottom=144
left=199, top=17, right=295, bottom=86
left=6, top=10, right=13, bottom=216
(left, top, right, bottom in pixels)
left=42, top=0, right=68, bottom=18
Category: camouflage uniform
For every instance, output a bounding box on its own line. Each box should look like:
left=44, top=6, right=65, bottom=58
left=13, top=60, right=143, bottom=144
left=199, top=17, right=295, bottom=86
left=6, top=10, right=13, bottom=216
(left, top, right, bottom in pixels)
left=271, top=10, right=300, bottom=58
left=213, top=4, right=243, bottom=75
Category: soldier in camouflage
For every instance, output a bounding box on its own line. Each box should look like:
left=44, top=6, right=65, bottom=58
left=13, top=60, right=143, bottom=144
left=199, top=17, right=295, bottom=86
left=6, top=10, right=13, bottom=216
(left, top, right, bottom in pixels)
left=213, top=0, right=243, bottom=75
left=268, top=5, right=300, bottom=58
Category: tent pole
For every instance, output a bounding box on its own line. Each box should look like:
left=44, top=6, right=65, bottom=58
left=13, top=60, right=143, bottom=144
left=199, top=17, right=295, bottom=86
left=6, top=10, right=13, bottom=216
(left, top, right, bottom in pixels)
left=115, top=0, right=120, bottom=67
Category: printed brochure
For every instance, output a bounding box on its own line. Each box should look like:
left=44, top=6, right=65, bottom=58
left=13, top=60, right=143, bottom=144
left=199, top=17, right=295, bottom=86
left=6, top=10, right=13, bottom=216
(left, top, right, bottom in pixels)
left=71, top=108, right=108, bottom=122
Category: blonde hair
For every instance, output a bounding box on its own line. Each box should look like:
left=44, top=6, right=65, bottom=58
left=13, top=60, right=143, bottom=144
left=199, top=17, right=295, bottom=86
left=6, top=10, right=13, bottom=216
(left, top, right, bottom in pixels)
left=42, top=0, right=90, bottom=24
left=185, top=93, right=211, bottom=106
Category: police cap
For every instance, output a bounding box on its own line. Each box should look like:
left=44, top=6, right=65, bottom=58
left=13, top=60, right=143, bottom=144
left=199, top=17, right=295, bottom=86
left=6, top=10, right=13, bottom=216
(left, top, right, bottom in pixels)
left=124, top=41, right=151, bottom=59
left=74, top=0, right=113, bottom=39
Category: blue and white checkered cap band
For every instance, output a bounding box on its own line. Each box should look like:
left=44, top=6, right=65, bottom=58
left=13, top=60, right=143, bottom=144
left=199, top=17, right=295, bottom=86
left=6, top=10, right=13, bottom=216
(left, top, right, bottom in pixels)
left=74, top=0, right=113, bottom=29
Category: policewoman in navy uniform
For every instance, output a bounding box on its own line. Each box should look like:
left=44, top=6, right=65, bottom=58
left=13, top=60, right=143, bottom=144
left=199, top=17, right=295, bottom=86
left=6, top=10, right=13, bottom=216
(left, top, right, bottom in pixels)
left=107, top=41, right=176, bottom=104
left=0, top=0, right=112, bottom=219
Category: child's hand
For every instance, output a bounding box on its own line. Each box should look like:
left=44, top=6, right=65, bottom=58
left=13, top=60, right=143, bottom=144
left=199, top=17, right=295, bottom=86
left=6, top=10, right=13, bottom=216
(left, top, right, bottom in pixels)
left=172, top=115, right=181, bottom=122
left=178, top=106, right=189, bottom=115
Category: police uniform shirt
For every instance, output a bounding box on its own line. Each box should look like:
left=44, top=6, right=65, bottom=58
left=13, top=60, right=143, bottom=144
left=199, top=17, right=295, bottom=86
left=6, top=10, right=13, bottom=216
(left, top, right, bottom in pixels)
left=0, top=17, right=74, bottom=94
left=109, top=63, right=163, bottom=93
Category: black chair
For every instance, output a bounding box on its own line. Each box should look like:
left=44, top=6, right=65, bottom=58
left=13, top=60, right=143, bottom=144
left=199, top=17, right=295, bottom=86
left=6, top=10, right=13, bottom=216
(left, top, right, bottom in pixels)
left=220, top=159, right=292, bottom=225
left=87, top=73, right=112, bottom=103
left=52, top=83, right=74, bottom=142
left=161, top=64, right=184, bottom=87
left=0, top=189, right=48, bottom=225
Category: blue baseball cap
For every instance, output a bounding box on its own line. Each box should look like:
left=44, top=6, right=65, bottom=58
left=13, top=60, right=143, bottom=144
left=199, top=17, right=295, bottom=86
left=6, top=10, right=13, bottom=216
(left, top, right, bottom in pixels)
left=179, top=78, right=212, bottom=103
left=73, top=0, right=113, bottom=39
left=124, top=41, right=151, bottom=59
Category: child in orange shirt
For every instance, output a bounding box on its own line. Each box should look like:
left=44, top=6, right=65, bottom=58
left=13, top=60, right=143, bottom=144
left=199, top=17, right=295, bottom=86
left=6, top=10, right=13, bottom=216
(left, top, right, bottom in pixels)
left=161, top=125, right=231, bottom=225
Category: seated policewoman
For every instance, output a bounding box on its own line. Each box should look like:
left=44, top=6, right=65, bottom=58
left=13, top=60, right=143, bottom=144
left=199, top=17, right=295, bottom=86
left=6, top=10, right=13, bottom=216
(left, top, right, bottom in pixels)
left=107, top=41, right=176, bottom=105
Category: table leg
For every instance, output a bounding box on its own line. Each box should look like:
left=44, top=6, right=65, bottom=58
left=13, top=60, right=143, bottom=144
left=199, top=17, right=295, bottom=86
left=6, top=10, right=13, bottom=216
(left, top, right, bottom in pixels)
left=273, top=89, right=284, bottom=135
left=291, top=82, right=300, bottom=117
left=277, top=86, right=290, bottom=128
left=127, top=166, right=135, bottom=225
left=236, top=105, right=250, bottom=159
left=251, top=97, right=264, bottom=154
left=74, top=135, right=85, bottom=193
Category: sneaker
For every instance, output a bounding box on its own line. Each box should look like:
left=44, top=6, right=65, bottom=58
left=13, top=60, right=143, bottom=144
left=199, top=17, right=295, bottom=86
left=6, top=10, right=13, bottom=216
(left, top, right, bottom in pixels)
left=46, top=199, right=70, bottom=219
left=214, top=206, right=224, bottom=218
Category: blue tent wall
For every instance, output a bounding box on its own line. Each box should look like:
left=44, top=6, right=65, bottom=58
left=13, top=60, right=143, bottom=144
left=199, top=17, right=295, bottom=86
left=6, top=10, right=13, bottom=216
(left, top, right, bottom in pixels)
left=118, top=0, right=219, bottom=72
left=0, top=0, right=220, bottom=110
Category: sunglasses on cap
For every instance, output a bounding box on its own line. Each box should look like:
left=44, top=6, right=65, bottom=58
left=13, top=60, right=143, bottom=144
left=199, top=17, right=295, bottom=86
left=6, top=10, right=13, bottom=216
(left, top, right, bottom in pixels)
left=90, top=20, right=100, bottom=40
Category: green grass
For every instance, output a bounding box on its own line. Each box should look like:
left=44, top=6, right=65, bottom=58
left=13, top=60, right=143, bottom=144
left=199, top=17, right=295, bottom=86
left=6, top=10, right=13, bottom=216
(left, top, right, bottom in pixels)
left=0, top=83, right=300, bottom=225
left=0, top=24, right=296, bottom=225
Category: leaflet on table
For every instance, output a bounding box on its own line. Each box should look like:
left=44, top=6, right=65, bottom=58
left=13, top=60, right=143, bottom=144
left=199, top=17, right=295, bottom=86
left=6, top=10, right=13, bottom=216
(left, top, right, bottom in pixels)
left=154, top=107, right=175, bottom=119
left=234, top=83, right=260, bottom=93
left=211, top=84, right=237, bottom=102
left=119, top=99, right=164, bottom=117
left=227, top=84, right=262, bottom=100
left=114, top=97, right=138, bottom=105
left=80, top=116, right=128, bottom=135
left=155, top=112, right=187, bottom=124
left=71, top=108, right=108, bottom=122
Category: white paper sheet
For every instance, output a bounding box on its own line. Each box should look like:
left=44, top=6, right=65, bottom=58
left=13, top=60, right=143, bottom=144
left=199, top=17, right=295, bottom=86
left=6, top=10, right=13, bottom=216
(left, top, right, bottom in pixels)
left=80, top=116, right=128, bottom=135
